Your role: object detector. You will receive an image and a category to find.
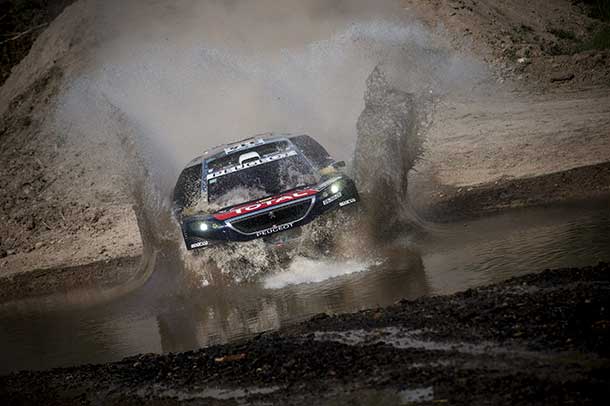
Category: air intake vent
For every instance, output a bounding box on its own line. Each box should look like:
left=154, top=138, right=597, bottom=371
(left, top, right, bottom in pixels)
left=230, top=200, right=312, bottom=234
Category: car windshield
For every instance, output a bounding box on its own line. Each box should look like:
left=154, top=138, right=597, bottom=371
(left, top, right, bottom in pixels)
left=207, top=153, right=319, bottom=207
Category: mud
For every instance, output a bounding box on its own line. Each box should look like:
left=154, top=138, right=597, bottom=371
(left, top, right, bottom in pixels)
left=354, top=67, right=422, bottom=234
left=1, top=0, right=609, bottom=300
left=0, top=4, right=609, bottom=403
left=1, top=263, right=608, bottom=405
left=419, top=162, right=610, bottom=222
left=0, top=0, right=148, bottom=297
left=0, top=255, right=143, bottom=304
left=406, top=0, right=610, bottom=90
left=0, top=0, right=75, bottom=86
left=1, top=203, right=608, bottom=376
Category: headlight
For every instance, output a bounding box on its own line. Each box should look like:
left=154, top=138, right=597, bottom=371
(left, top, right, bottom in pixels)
left=330, top=183, right=341, bottom=195
left=187, top=220, right=211, bottom=233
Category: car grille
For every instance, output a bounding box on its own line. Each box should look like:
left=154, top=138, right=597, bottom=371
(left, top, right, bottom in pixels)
left=230, top=199, right=312, bottom=234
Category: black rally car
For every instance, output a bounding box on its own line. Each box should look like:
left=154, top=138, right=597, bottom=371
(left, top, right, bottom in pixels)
left=173, top=133, right=359, bottom=250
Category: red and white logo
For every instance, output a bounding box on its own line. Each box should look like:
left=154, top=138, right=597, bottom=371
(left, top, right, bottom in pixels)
left=213, top=189, right=317, bottom=221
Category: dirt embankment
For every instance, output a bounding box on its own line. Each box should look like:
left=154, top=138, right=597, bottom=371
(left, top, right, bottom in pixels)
left=1, top=263, right=607, bottom=404
left=404, top=0, right=610, bottom=221
left=0, top=1, right=145, bottom=303
left=406, top=0, right=610, bottom=89
left=0, top=0, right=75, bottom=86
left=0, top=0, right=609, bottom=302
left=409, top=89, right=610, bottom=220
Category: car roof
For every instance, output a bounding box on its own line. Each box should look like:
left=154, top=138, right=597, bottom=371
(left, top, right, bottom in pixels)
left=183, top=132, right=303, bottom=169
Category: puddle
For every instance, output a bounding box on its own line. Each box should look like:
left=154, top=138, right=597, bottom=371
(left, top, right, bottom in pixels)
left=312, top=328, right=499, bottom=354
left=312, top=327, right=554, bottom=359
left=138, top=385, right=280, bottom=401
left=1, top=205, right=609, bottom=374
left=318, top=386, right=436, bottom=405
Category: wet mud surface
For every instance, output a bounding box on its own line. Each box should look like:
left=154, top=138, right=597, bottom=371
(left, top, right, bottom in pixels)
left=1, top=2, right=609, bottom=404
left=1, top=203, right=608, bottom=376
left=0, top=255, right=143, bottom=304
left=419, top=159, right=610, bottom=222
left=1, top=262, right=608, bottom=405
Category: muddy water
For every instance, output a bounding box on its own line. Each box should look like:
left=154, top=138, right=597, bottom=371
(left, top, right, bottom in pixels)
left=1, top=204, right=609, bottom=374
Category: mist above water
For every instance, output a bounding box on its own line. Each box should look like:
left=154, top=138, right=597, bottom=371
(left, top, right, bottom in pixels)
left=57, top=0, right=486, bottom=196
left=52, top=0, right=487, bottom=283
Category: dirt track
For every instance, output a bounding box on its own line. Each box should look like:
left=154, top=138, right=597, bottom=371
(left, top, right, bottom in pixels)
left=0, top=1, right=609, bottom=403
left=1, top=0, right=609, bottom=302
left=1, top=263, right=608, bottom=405
left=404, top=0, right=610, bottom=219
left=410, top=88, right=610, bottom=220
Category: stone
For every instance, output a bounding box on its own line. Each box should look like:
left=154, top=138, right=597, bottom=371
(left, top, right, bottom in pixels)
left=26, top=218, right=36, bottom=230
left=550, top=72, right=575, bottom=82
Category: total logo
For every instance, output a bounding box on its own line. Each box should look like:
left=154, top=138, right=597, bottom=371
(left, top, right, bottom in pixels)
left=214, top=189, right=316, bottom=220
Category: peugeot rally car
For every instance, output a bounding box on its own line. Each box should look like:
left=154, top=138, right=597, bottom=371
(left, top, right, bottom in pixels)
left=172, top=133, right=359, bottom=250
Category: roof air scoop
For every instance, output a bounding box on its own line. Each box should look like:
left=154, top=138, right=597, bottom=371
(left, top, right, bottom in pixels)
left=239, top=151, right=261, bottom=165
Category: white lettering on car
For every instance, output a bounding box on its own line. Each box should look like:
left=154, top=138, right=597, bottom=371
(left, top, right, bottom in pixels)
left=214, top=189, right=317, bottom=221
left=208, top=150, right=298, bottom=180
left=223, top=139, right=265, bottom=155
left=190, top=241, right=209, bottom=248
left=323, top=192, right=342, bottom=205
left=339, top=198, right=357, bottom=207
left=274, top=195, right=294, bottom=204
left=255, top=223, right=293, bottom=237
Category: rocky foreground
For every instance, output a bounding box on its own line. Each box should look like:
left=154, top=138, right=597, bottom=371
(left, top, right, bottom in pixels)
left=1, top=262, right=608, bottom=405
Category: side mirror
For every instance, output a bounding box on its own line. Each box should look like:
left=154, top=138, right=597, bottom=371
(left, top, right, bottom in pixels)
left=332, top=161, right=346, bottom=169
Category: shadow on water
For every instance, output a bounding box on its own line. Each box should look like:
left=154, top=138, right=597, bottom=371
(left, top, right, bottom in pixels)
left=0, top=203, right=609, bottom=374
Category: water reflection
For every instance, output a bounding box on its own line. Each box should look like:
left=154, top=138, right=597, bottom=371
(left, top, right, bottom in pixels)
left=417, top=204, right=610, bottom=294
left=0, top=204, right=609, bottom=374
left=155, top=246, right=425, bottom=352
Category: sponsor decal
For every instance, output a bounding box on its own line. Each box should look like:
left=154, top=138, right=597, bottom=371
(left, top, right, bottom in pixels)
left=339, top=198, right=357, bottom=207
left=213, top=189, right=317, bottom=221
left=223, top=139, right=265, bottom=155
left=255, top=223, right=293, bottom=237
left=190, top=241, right=209, bottom=249
left=323, top=192, right=342, bottom=205
left=207, top=150, right=298, bottom=180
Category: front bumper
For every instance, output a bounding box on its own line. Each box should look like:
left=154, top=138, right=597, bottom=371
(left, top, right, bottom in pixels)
left=180, top=177, right=359, bottom=250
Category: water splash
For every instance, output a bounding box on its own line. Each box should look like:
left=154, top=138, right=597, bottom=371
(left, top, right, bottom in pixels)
left=53, top=0, right=486, bottom=285
left=263, top=256, right=376, bottom=289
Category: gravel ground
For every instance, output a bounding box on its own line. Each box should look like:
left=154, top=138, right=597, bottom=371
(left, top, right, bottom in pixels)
left=406, top=0, right=610, bottom=90
left=1, top=262, right=608, bottom=405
